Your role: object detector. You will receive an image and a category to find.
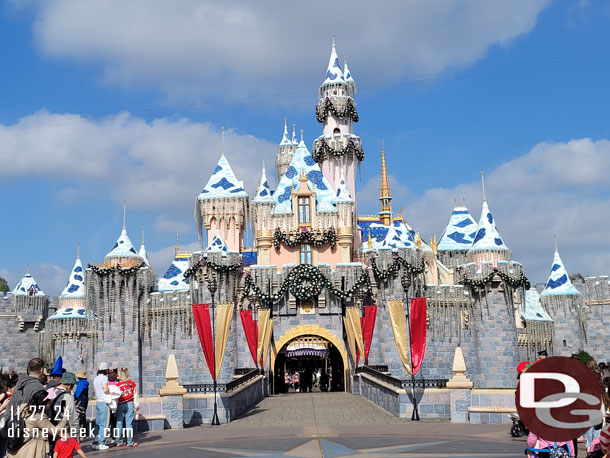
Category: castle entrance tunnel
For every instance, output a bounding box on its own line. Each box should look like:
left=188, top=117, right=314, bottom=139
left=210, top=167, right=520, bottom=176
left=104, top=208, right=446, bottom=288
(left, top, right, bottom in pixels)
left=273, top=335, right=344, bottom=394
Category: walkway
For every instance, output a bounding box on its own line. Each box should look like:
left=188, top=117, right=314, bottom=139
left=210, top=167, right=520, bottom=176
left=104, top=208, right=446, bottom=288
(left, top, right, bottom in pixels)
left=228, top=392, right=404, bottom=428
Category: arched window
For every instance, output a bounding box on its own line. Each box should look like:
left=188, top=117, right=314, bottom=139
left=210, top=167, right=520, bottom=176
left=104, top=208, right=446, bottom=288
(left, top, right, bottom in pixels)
left=300, top=244, right=312, bottom=264
left=298, top=197, right=311, bottom=225
left=333, top=127, right=341, bottom=135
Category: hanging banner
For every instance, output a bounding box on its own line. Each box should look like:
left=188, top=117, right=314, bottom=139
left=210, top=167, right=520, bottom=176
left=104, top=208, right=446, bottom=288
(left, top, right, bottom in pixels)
left=410, top=298, right=427, bottom=376
left=387, top=299, right=412, bottom=376
left=191, top=304, right=216, bottom=380
left=257, top=309, right=271, bottom=366
left=362, top=305, right=377, bottom=364
left=261, top=318, right=273, bottom=368
left=343, top=316, right=357, bottom=365
left=346, top=307, right=364, bottom=361
left=239, top=310, right=258, bottom=367
left=214, top=303, right=235, bottom=377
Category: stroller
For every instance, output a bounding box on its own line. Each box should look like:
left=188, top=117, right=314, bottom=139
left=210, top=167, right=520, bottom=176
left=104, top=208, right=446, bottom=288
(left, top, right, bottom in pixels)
left=524, top=444, right=572, bottom=457
left=510, top=412, right=529, bottom=437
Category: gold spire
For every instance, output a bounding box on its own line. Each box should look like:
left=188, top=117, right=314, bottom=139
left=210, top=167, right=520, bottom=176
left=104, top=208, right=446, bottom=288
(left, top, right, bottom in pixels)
left=379, top=142, right=392, bottom=226
left=367, top=229, right=372, bottom=250
left=431, top=234, right=438, bottom=255
left=416, top=232, right=422, bottom=248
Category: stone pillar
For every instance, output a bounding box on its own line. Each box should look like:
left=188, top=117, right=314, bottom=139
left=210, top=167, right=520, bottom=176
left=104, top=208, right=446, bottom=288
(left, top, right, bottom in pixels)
left=159, top=354, right=186, bottom=429
left=257, top=229, right=273, bottom=265
left=337, top=227, right=353, bottom=263
left=447, top=347, right=473, bottom=423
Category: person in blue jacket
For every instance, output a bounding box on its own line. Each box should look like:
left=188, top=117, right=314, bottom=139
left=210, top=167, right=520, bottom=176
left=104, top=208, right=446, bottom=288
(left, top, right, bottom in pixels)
left=74, top=370, right=89, bottom=430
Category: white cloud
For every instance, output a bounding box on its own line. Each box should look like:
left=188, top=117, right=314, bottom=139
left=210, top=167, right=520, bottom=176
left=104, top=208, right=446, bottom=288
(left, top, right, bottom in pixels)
left=0, top=110, right=275, bottom=215
left=147, top=241, right=201, bottom=275
left=24, top=0, right=550, bottom=100
left=376, top=137, right=610, bottom=283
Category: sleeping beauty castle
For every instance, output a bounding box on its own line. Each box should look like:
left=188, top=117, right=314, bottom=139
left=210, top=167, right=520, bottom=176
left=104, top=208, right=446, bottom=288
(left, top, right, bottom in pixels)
left=1, top=39, right=609, bottom=426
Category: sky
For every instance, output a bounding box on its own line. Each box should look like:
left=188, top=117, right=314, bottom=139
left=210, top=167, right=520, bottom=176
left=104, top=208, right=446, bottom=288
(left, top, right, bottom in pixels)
left=2, top=0, right=610, bottom=295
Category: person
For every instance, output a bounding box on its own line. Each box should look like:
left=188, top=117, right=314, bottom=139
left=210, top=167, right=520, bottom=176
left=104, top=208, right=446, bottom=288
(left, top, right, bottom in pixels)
left=105, top=368, right=121, bottom=446
left=50, top=372, right=80, bottom=433
left=92, top=362, right=110, bottom=451
left=292, top=372, right=299, bottom=393
left=0, top=373, right=13, bottom=458
left=45, top=357, right=64, bottom=398
left=284, top=373, right=291, bottom=393
left=7, top=359, right=45, bottom=413
left=320, top=370, right=329, bottom=392
left=527, top=431, right=575, bottom=457
left=53, top=428, right=87, bottom=458
left=73, top=372, right=88, bottom=430
left=7, top=389, right=69, bottom=458
left=115, top=369, right=139, bottom=447
left=600, top=421, right=610, bottom=455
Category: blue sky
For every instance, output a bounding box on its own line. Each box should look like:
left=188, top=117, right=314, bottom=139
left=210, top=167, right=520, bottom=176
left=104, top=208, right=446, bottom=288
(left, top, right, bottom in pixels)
left=2, top=0, right=610, bottom=295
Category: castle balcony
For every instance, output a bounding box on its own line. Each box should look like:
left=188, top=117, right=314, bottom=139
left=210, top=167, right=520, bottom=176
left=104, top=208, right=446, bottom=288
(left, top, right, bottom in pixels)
left=312, top=133, right=363, bottom=163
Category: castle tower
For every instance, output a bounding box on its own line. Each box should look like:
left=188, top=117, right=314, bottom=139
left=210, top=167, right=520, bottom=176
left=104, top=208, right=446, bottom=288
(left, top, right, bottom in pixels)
left=58, top=244, right=86, bottom=309
left=334, top=171, right=355, bottom=263
left=104, top=202, right=143, bottom=267
left=540, top=237, right=584, bottom=356
left=251, top=161, right=275, bottom=265
left=437, top=203, right=477, bottom=268
left=467, top=174, right=511, bottom=266
left=313, top=37, right=363, bottom=200
left=195, top=133, right=249, bottom=252
left=379, top=147, right=392, bottom=226
left=275, top=119, right=298, bottom=181
left=138, top=228, right=150, bottom=266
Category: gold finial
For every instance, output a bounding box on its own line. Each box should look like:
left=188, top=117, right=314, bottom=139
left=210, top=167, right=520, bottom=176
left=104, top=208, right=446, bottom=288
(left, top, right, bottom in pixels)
left=416, top=232, right=422, bottom=248
left=431, top=234, right=438, bottom=255
left=379, top=142, right=392, bottom=226
left=175, top=232, right=180, bottom=255
left=367, top=229, right=372, bottom=250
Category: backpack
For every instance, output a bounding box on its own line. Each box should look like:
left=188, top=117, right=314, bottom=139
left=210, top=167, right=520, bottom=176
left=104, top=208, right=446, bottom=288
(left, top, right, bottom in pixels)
left=4, top=406, right=27, bottom=452
left=548, top=444, right=571, bottom=458
left=49, top=391, right=67, bottom=426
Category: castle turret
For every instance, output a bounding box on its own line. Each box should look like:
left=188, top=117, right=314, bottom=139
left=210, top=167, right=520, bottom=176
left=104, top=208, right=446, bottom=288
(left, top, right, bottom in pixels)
left=158, top=252, right=191, bottom=293
left=275, top=119, right=298, bottom=181
left=467, top=174, right=511, bottom=266
left=138, top=228, right=150, bottom=266
left=104, top=202, right=143, bottom=267
left=333, top=170, right=355, bottom=262
left=313, top=37, right=363, bottom=200
left=379, top=147, right=392, bottom=226
left=58, top=244, right=85, bottom=309
left=540, top=237, right=584, bottom=356
left=437, top=203, right=477, bottom=268
left=11, top=268, right=49, bottom=331
left=251, top=161, right=275, bottom=265
left=195, top=131, right=249, bottom=253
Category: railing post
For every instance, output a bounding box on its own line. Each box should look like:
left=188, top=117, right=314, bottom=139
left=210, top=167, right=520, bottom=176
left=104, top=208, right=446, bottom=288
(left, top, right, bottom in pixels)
left=159, top=354, right=186, bottom=429
left=447, top=347, right=473, bottom=423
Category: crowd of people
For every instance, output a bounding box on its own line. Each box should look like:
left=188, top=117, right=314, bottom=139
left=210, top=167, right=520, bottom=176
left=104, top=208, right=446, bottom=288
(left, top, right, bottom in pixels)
left=284, top=368, right=331, bottom=393
left=0, top=358, right=139, bottom=458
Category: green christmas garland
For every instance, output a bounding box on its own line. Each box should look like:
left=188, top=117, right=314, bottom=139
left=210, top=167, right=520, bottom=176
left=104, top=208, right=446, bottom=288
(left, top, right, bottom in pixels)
left=462, top=270, right=531, bottom=290
left=242, top=264, right=371, bottom=305
left=370, top=256, right=425, bottom=281
left=88, top=263, right=145, bottom=276
left=315, top=97, right=359, bottom=123
left=311, top=138, right=364, bottom=163
left=273, top=228, right=336, bottom=250
left=183, top=259, right=241, bottom=279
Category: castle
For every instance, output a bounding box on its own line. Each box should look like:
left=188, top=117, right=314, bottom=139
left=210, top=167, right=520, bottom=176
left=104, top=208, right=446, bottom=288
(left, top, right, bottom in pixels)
left=1, top=39, right=608, bottom=424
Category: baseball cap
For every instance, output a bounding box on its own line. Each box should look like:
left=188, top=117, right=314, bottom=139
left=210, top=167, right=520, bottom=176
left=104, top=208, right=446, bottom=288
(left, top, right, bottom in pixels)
left=99, top=362, right=109, bottom=371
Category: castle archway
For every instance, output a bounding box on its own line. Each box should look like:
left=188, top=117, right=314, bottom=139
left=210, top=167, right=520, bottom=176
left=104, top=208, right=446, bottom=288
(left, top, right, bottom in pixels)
left=271, top=325, right=348, bottom=394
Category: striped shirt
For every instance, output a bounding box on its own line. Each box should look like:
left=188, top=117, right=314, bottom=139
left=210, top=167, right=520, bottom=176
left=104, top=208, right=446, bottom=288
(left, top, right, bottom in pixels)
left=600, top=423, right=610, bottom=454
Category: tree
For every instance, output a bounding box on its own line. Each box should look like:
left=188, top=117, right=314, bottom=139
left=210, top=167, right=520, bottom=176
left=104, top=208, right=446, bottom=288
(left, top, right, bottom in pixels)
left=0, top=277, right=8, bottom=293
left=570, top=273, right=585, bottom=283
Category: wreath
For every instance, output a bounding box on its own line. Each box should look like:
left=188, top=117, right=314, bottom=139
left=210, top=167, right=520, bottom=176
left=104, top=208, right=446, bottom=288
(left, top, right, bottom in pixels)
left=312, top=137, right=364, bottom=163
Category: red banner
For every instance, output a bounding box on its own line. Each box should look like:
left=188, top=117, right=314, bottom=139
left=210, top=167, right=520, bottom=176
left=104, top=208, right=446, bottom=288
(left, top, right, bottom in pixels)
left=410, top=298, right=427, bottom=376
left=239, top=310, right=258, bottom=367
left=192, top=304, right=216, bottom=380
left=362, top=306, right=377, bottom=364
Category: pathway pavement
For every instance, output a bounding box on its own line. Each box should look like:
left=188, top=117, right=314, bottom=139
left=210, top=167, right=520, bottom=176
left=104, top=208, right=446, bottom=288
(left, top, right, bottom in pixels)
left=82, top=392, right=559, bottom=457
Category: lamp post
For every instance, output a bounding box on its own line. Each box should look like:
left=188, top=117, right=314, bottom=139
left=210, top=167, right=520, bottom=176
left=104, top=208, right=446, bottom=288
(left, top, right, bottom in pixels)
left=401, top=273, right=420, bottom=421
left=207, top=271, right=221, bottom=426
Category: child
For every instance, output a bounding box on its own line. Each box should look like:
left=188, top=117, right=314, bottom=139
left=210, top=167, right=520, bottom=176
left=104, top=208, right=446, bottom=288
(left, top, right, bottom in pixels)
left=53, top=429, right=87, bottom=458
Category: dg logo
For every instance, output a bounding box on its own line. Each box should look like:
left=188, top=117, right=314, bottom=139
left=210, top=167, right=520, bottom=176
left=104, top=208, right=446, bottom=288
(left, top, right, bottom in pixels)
left=516, top=356, right=603, bottom=442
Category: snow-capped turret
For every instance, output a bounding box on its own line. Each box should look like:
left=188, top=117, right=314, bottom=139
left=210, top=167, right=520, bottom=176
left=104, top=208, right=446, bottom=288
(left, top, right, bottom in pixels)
left=438, top=205, right=477, bottom=251
left=334, top=170, right=353, bottom=203
left=540, top=243, right=581, bottom=298
left=276, top=119, right=298, bottom=181
left=321, top=35, right=344, bottom=87
left=195, top=128, right=249, bottom=253
left=12, top=270, right=44, bottom=297
left=59, top=244, right=86, bottom=308
left=343, top=58, right=355, bottom=92
left=104, top=201, right=142, bottom=266
left=157, top=253, right=191, bottom=292
left=254, top=162, right=273, bottom=203
left=139, top=227, right=150, bottom=266
left=204, top=230, right=233, bottom=256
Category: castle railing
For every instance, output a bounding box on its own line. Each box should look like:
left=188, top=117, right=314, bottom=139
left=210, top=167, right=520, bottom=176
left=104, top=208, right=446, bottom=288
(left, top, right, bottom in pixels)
left=355, top=366, right=448, bottom=389
left=184, top=369, right=261, bottom=394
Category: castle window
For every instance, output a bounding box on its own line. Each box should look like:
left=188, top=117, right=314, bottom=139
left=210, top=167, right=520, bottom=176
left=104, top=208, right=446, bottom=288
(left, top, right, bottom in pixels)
left=300, top=244, right=312, bottom=264
left=563, top=339, right=567, bottom=347
left=298, top=197, right=310, bottom=225
left=333, top=127, right=341, bottom=135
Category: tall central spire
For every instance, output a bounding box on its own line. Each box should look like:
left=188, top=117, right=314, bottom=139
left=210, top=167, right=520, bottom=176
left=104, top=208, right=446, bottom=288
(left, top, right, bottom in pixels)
left=379, top=143, right=392, bottom=226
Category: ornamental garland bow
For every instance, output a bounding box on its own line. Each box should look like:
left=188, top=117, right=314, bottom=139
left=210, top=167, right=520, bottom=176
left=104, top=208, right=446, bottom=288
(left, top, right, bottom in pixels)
left=315, top=97, right=359, bottom=123
left=88, top=263, right=145, bottom=276
left=462, top=269, right=531, bottom=290
left=241, top=264, right=372, bottom=305
left=370, top=255, right=425, bottom=281
left=182, top=258, right=241, bottom=280
left=311, top=138, right=365, bottom=163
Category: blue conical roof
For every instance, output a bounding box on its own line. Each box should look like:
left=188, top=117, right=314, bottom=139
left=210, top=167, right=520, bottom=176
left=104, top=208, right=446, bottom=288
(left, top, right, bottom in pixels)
left=438, top=206, right=477, bottom=251
left=522, top=289, right=553, bottom=321
left=254, top=164, right=273, bottom=203
left=158, top=254, right=191, bottom=292
left=105, top=228, right=139, bottom=259
left=540, top=250, right=581, bottom=297
left=204, top=230, right=235, bottom=255
left=363, top=220, right=417, bottom=252
left=198, top=154, right=247, bottom=200
left=343, top=60, right=355, bottom=84
left=12, top=273, right=44, bottom=297
left=273, top=140, right=336, bottom=214
left=321, top=40, right=344, bottom=86
left=333, top=172, right=353, bottom=203
left=60, top=257, right=85, bottom=299
left=469, top=201, right=509, bottom=252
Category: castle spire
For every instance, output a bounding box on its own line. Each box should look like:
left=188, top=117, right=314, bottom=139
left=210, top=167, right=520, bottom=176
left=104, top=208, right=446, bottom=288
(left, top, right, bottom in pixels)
left=379, top=143, right=392, bottom=226
left=291, top=123, right=297, bottom=145
left=175, top=232, right=180, bottom=255
left=76, top=242, right=80, bottom=260
left=481, top=171, right=487, bottom=202
left=139, top=227, right=149, bottom=266
left=122, top=200, right=126, bottom=230
left=280, top=118, right=291, bottom=146
left=322, top=34, right=344, bottom=85
left=221, top=126, right=225, bottom=156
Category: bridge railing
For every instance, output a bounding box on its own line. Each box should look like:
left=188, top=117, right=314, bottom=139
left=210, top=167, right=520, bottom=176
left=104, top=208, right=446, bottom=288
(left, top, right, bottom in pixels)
left=184, top=369, right=261, bottom=394
left=355, top=365, right=448, bottom=389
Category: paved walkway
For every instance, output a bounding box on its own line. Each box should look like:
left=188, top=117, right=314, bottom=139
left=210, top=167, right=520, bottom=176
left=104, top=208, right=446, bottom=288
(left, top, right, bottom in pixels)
left=228, top=392, right=404, bottom=427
